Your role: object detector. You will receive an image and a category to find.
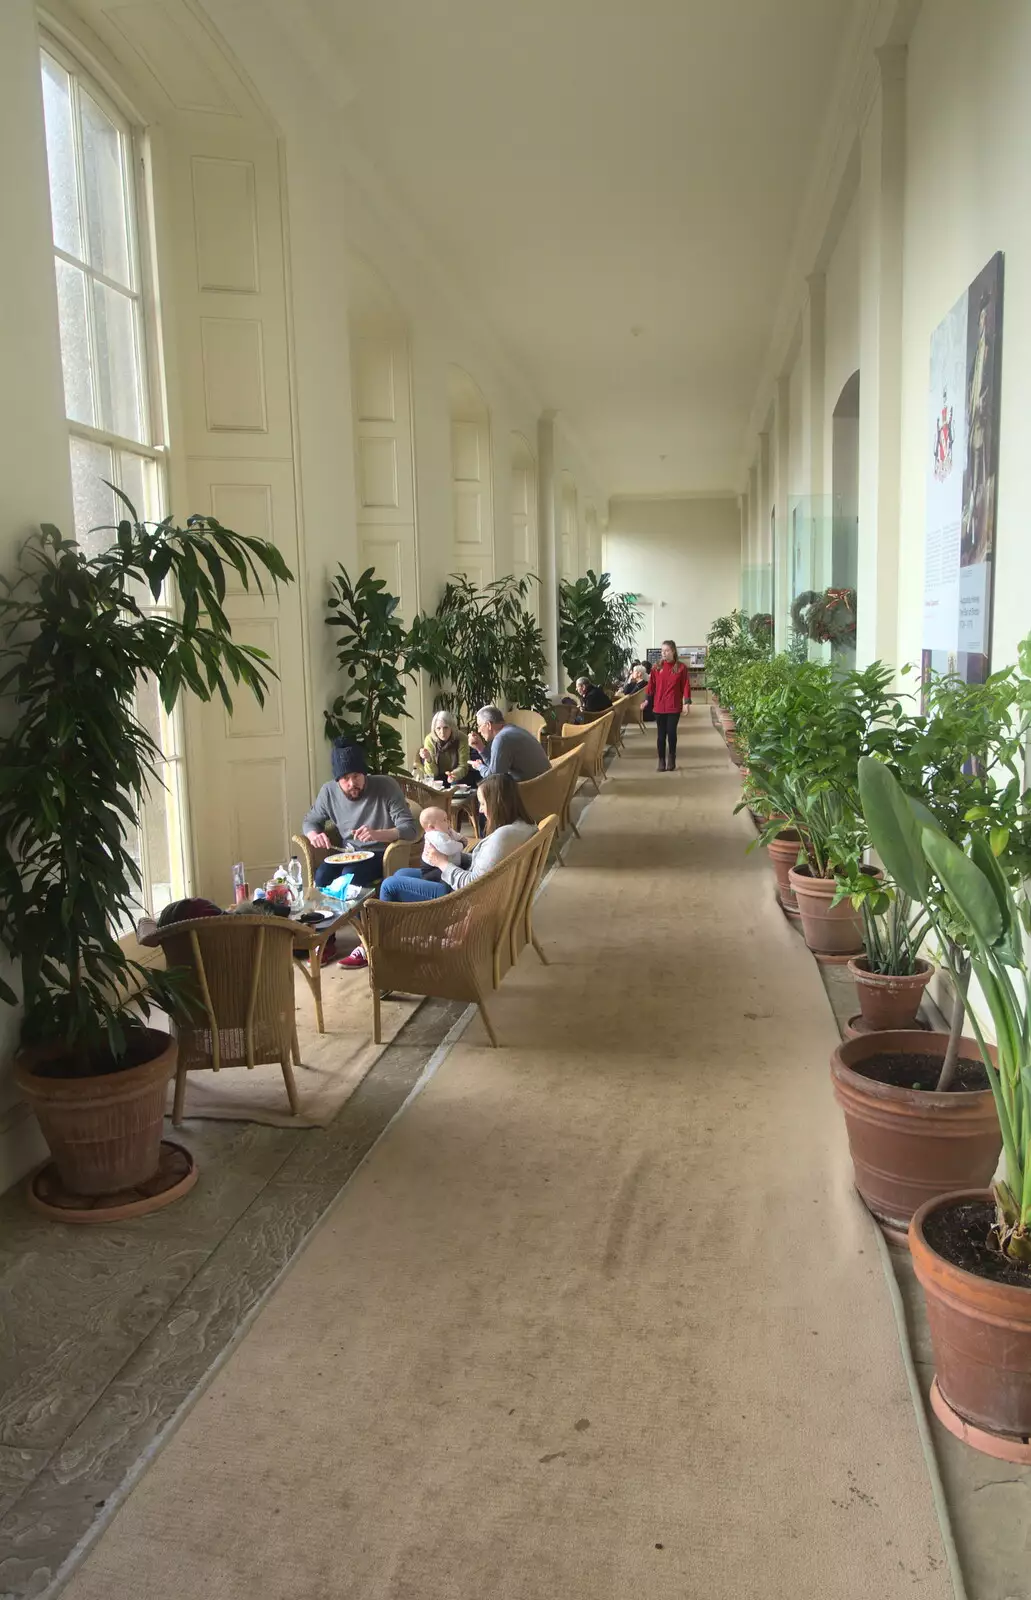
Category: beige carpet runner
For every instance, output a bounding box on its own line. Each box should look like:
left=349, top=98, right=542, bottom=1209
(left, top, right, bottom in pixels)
left=65, top=715, right=951, bottom=1600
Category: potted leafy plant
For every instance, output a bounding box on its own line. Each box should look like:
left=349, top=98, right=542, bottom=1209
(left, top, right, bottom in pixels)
left=827, top=667, right=1031, bottom=1235
left=432, top=573, right=548, bottom=723
left=856, top=744, right=1031, bottom=1452
left=831, top=867, right=934, bottom=1031
left=745, top=661, right=904, bottom=955
left=324, top=565, right=441, bottom=773
left=558, top=570, right=639, bottom=690
left=0, top=499, right=291, bottom=1200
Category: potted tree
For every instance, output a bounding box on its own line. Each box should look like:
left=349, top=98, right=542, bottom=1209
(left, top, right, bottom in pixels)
left=324, top=565, right=441, bottom=773
left=0, top=500, right=291, bottom=1206
left=856, top=748, right=1031, bottom=1454
left=432, top=573, right=549, bottom=724
left=558, top=570, right=639, bottom=693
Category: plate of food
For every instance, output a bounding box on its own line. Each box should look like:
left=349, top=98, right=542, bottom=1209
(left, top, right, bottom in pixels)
left=324, top=849, right=375, bottom=865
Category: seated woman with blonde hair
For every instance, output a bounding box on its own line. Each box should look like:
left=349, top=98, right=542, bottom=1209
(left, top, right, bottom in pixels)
left=417, top=709, right=470, bottom=782
left=378, top=774, right=536, bottom=904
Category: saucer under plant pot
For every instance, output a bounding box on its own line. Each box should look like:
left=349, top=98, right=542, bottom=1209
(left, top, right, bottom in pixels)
left=847, top=956, right=934, bottom=1030
left=831, top=1032, right=1001, bottom=1239
left=910, top=1191, right=1031, bottom=1461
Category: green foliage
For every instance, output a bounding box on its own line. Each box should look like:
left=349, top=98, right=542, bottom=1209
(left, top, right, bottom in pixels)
left=0, top=494, right=292, bottom=1068
left=705, top=610, right=772, bottom=704
left=558, top=570, right=639, bottom=687
left=744, top=659, right=912, bottom=879
left=324, top=566, right=439, bottom=774
left=860, top=756, right=1031, bottom=1262
left=432, top=573, right=548, bottom=724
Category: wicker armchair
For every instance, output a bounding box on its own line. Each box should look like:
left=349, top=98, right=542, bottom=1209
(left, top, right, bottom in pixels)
left=623, top=685, right=647, bottom=731
left=518, top=747, right=583, bottom=852
left=359, top=820, right=555, bottom=1048
left=291, top=798, right=424, bottom=891
left=505, top=708, right=547, bottom=743
left=494, top=815, right=558, bottom=984
left=546, top=709, right=613, bottom=793
left=139, top=913, right=310, bottom=1124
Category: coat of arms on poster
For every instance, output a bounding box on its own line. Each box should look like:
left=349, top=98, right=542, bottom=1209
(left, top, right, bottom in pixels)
left=922, top=252, right=1004, bottom=686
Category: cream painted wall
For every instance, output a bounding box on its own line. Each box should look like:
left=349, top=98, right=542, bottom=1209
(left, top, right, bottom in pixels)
left=822, top=193, right=861, bottom=495
left=897, top=0, right=1031, bottom=678
left=0, top=0, right=76, bottom=1187
left=604, top=498, right=741, bottom=655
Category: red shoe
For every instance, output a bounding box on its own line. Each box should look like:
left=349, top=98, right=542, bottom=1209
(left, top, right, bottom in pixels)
left=338, top=948, right=368, bottom=969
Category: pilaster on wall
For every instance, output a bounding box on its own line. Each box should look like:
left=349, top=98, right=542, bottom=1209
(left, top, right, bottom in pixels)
left=856, top=45, right=906, bottom=667
left=536, top=413, right=560, bottom=689
left=757, top=431, right=772, bottom=569
left=774, top=375, right=791, bottom=647
left=801, top=272, right=826, bottom=500
left=746, top=463, right=759, bottom=599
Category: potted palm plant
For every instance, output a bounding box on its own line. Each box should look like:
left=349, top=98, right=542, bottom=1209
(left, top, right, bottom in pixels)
left=856, top=746, right=1031, bottom=1454
left=0, top=498, right=291, bottom=1206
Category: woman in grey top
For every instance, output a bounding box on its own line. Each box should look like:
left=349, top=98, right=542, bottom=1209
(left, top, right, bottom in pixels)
left=377, top=776, right=536, bottom=904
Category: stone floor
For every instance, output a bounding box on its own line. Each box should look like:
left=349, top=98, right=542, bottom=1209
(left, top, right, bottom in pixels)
left=819, top=944, right=1031, bottom=1600
left=0, top=995, right=468, bottom=1600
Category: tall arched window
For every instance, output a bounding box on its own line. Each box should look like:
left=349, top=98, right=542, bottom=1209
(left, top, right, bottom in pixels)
left=39, top=38, right=188, bottom=917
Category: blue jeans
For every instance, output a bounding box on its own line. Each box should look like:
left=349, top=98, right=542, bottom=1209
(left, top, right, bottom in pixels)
left=379, top=868, right=452, bottom=904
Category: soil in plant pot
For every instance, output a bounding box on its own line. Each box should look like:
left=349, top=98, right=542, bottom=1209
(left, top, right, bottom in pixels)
left=924, top=1199, right=1031, bottom=1291
left=853, top=1051, right=989, bottom=1093
left=30, top=1030, right=168, bottom=1080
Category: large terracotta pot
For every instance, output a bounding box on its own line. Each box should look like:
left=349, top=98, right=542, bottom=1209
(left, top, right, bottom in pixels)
left=767, top=830, right=802, bottom=909
left=848, top=956, right=934, bottom=1030
left=831, top=1032, right=1001, bottom=1232
left=788, top=865, right=866, bottom=955
left=910, top=1189, right=1031, bottom=1447
left=15, top=1030, right=177, bottom=1196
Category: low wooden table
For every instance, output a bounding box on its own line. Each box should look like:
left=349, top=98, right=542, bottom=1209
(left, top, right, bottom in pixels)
left=288, top=888, right=377, bottom=1033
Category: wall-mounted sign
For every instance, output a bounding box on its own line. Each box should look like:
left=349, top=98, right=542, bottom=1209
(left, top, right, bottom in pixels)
left=922, top=252, right=1004, bottom=685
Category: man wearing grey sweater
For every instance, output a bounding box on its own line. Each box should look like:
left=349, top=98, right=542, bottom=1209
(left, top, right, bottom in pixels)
left=468, top=706, right=550, bottom=782
left=303, top=743, right=416, bottom=889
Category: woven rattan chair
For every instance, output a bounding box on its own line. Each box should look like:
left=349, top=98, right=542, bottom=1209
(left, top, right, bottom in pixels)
left=494, top=815, right=558, bottom=984
left=359, top=820, right=554, bottom=1048
left=546, top=709, right=613, bottom=793
left=139, top=913, right=310, bottom=1124
left=505, top=708, right=547, bottom=743
left=624, top=685, right=647, bottom=731
left=518, top=747, right=583, bottom=854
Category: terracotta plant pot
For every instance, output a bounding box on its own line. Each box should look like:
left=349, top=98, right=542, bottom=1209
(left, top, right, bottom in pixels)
left=831, top=1032, right=1001, bottom=1232
left=788, top=864, right=868, bottom=956
left=767, top=830, right=802, bottom=909
left=847, top=956, right=934, bottom=1030
left=911, top=1189, right=1031, bottom=1448
left=15, top=1030, right=178, bottom=1196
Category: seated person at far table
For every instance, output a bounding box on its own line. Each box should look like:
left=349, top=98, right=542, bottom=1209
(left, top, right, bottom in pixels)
left=468, top=705, right=550, bottom=784
left=575, top=676, right=612, bottom=714
left=302, top=740, right=417, bottom=888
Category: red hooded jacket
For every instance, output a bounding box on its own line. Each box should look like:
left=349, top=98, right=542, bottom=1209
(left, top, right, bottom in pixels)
left=647, top=659, right=692, bottom=715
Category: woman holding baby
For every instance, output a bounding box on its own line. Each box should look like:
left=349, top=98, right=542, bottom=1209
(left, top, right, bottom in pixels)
left=378, top=775, right=536, bottom=904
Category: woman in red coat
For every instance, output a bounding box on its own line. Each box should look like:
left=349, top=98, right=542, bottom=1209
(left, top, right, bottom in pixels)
left=647, top=640, right=691, bottom=771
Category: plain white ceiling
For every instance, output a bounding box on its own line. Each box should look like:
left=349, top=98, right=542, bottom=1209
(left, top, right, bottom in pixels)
left=310, top=0, right=855, bottom=495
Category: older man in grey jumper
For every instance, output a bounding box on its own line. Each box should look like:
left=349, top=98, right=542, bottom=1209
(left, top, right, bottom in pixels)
left=302, top=742, right=416, bottom=890
left=468, top=706, right=550, bottom=783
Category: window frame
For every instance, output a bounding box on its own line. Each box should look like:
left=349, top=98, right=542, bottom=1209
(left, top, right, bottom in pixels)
left=40, top=28, right=193, bottom=919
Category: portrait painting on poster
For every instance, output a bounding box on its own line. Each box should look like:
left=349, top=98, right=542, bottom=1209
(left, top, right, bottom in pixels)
left=921, top=252, right=1004, bottom=687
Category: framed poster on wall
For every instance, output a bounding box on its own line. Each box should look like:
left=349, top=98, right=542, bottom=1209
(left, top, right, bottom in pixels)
left=922, top=252, right=1004, bottom=686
